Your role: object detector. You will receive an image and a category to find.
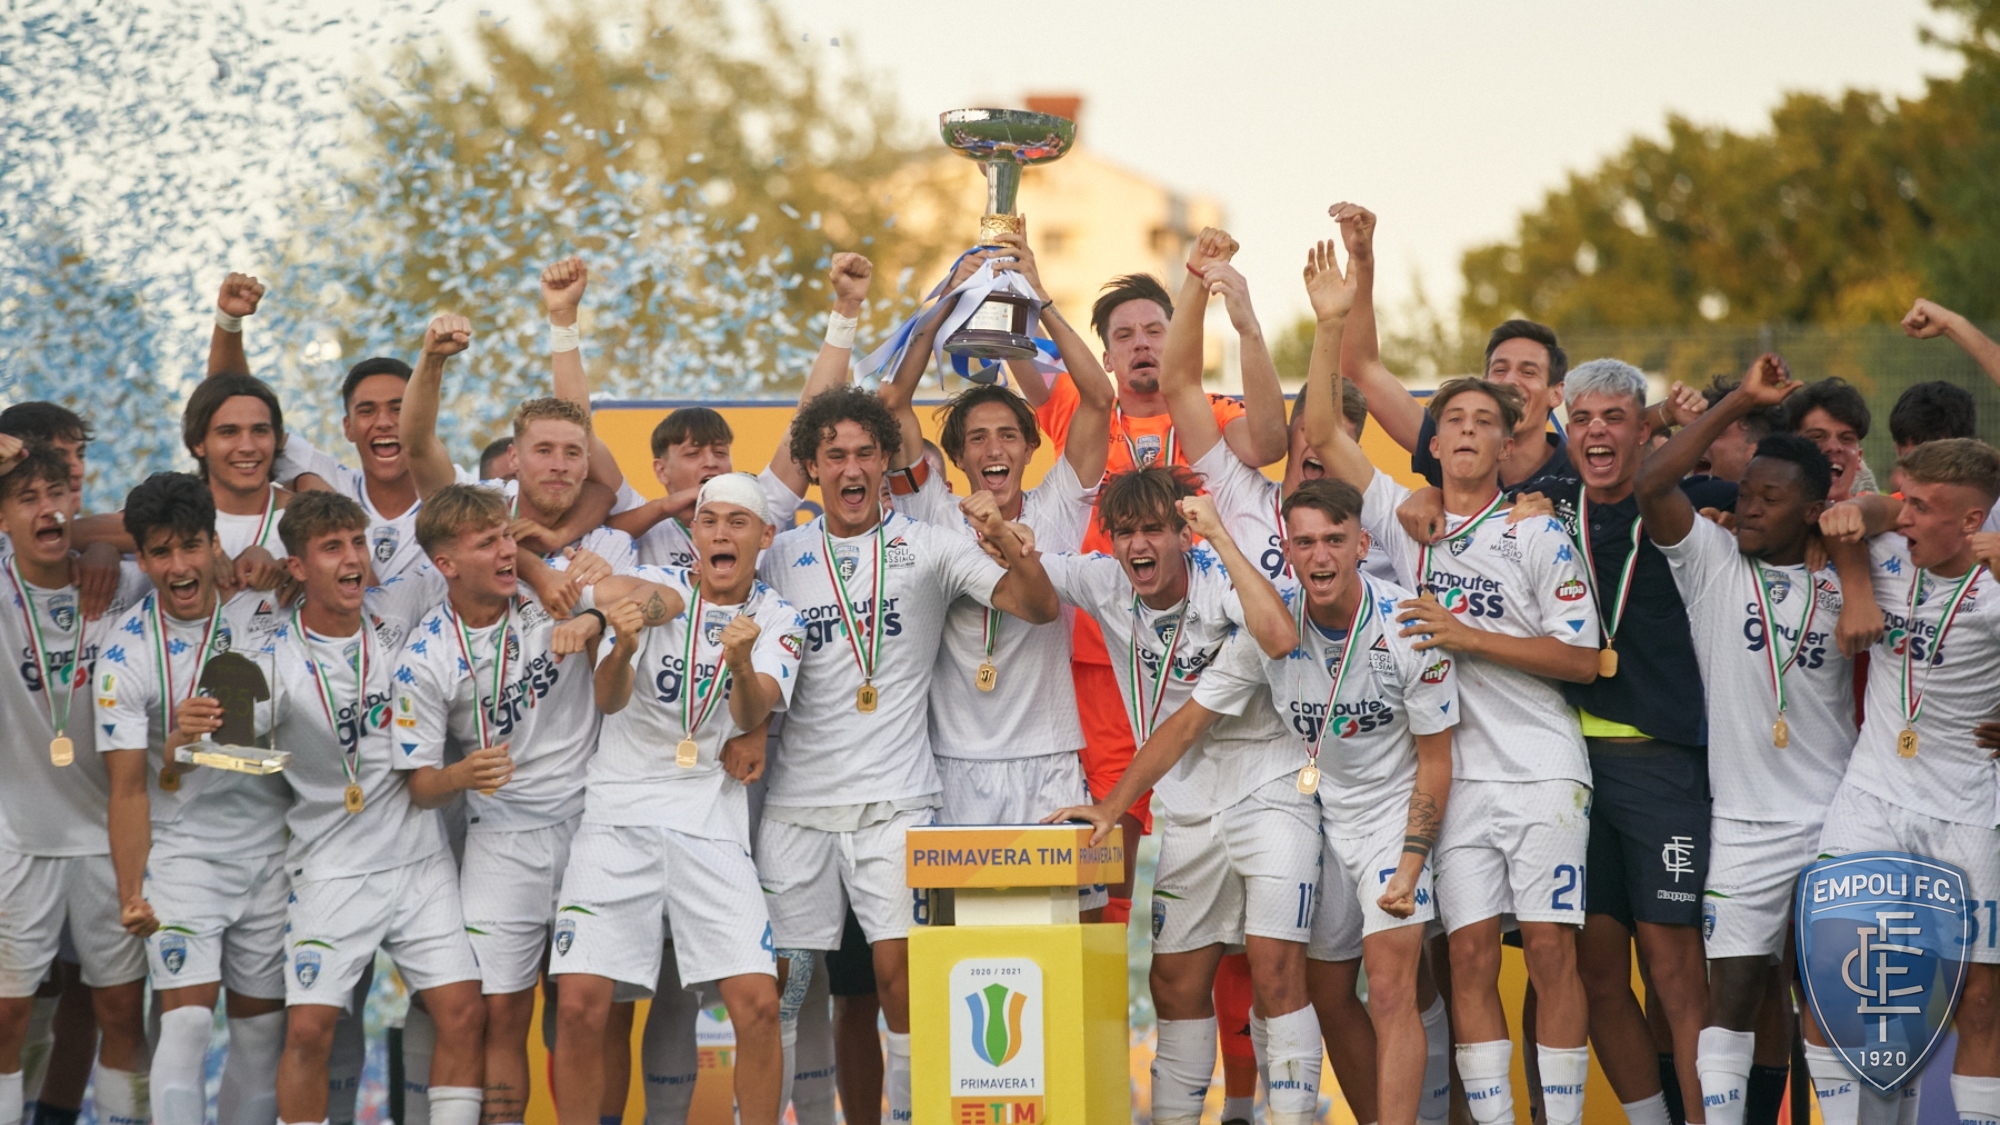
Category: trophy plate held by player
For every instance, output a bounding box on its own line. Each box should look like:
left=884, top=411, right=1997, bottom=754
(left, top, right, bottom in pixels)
left=938, top=108, right=1074, bottom=361
left=176, top=651, right=290, bottom=775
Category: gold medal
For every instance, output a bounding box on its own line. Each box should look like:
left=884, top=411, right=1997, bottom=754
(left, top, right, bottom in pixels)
left=676, top=738, right=699, bottom=768
left=48, top=735, right=73, bottom=767
left=1598, top=647, right=1619, bottom=678
left=1897, top=728, right=1919, bottom=759
left=1296, top=764, right=1320, bottom=795
left=975, top=662, right=998, bottom=692
left=344, top=783, right=364, bottom=814
left=160, top=765, right=181, bottom=792
left=857, top=683, right=877, bottom=713
left=1773, top=716, right=1790, bottom=749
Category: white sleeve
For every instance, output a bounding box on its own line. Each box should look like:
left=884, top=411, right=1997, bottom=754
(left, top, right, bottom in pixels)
left=1030, top=455, right=1095, bottom=556
left=392, top=636, right=452, bottom=771
left=1359, top=471, right=1419, bottom=587
left=1189, top=628, right=1264, bottom=718
left=925, top=522, right=1006, bottom=609
left=1192, top=444, right=1278, bottom=551
left=893, top=466, right=961, bottom=529
left=274, top=433, right=350, bottom=490
left=1654, top=513, right=1737, bottom=609
left=1398, top=629, right=1460, bottom=736
left=750, top=599, right=806, bottom=711
left=1039, top=552, right=1120, bottom=617
left=369, top=570, right=449, bottom=633
left=94, top=606, right=159, bottom=753
left=612, top=481, right=647, bottom=516
left=758, top=467, right=802, bottom=530
left=1524, top=518, right=1601, bottom=649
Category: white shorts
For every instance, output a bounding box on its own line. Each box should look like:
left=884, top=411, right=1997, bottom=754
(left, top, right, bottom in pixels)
left=143, top=851, right=289, bottom=998
left=549, top=823, right=775, bottom=990
left=937, top=754, right=1108, bottom=912
left=461, top=817, right=578, bottom=994
left=1818, top=783, right=2000, bottom=964
left=1150, top=779, right=1322, bottom=955
left=1310, top=813, right=1435, bottom=962
left=757, top=806, right=934, bottom=949
left=1702, top=817, right=1821, bottom=961
left=0, top=849, right=146, bottom=996
left=284, top=850, right=481, bottom=1006
left=1433, top=778, right=1592, bottom=933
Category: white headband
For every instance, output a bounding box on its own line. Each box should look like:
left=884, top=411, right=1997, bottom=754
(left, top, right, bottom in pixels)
left=695, top=472, right=769, bottom=524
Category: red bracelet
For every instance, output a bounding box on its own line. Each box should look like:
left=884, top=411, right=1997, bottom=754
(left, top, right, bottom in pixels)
left=1186, top=264, right=1207, bottom=279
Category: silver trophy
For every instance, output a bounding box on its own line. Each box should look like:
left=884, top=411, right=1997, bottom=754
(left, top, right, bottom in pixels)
left=175, top=651, right=289, bottom=775
left=938, top=108, right=1076, bottom=361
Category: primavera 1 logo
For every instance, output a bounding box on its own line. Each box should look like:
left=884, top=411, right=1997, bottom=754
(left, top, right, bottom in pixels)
left=965, top=983, right=1026, bottom=1066
left=949, top=958, right=1044, bottom=1123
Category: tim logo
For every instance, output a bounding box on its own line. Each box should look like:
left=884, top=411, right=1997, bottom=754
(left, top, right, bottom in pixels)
left=1555, top=577, right=1588, bottom=602
left=1796, top=851, right=1972, bottom=1092
left=965, top=984, right=1027, bottom=1066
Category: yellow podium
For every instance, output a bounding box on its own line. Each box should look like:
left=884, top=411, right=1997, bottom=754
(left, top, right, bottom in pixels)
left=906, top=824, right=1129, bottom=1125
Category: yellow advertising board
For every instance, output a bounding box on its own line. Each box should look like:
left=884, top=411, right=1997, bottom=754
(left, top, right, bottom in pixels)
left=906, top=824, right=1126, bottom=889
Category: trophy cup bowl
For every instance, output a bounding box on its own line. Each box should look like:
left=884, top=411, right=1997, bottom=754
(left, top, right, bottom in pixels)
left=939, top=108, right=1076, bottom=361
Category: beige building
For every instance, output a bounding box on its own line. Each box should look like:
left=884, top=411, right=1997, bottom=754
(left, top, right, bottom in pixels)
left=903, top=94, right=1235, bottom=383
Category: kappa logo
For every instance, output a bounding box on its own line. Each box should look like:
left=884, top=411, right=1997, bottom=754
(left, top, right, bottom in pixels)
left=158, top=934, right=187, bottom=974
left=1421, top=658, right=1451, bottom=684
left=554, top=918, right=576, bottom=956
left=1555, top=577, right=1588, bottom=603
left=964, top=983, right=1028, bottom=1066
left=373, top=526, right=399, bottom=564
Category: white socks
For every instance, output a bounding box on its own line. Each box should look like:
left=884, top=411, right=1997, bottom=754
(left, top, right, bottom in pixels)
left=1221, top=1096, right=1255, bottom=1123
left=92, top=1068, right=149, bottom=1125
left=1696, top=1026, right=1756, bottom=1125
left=218, top=1011, right=285, bottom=1125
left=1250, top=1011, right=1271, bottom=1087
left=1456, top=1040, right=1515, bottom=1125
left=402, top=1004, right=436, bottom=1125
left=789, top=970, right=836, bottom=1125
left=774, top=950, right=817, bottom=1117
left=1808, top=1044, right=1860, bottom=1125
left=427, top=1086, right=480, bottom=1125
left=1897, top=1084, right=1922, bottom=1125
left=3, top=1070, right=25, bottom=1125
left=1538, top=1045, right=1590, bottom=1125
left=1265, top=1006, right=1322, bottom=1124
left=1151, top=1017, right=1218, bottom=1125
left=640, top=972, right=699, bottom=1125
left=1955, top=1074, right=2000, bottom=1125
left=1623, top=1094, right=1673, bottom=1125
left=151, top=1007, right=211, bottom=1125
left=1419, top=997, right=1450, bottom=1125
left=885, top=1031, right=913, bottom=1124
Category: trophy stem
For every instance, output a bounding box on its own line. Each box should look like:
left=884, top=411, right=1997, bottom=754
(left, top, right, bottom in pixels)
left=982, top=162, right=1024, bottom=223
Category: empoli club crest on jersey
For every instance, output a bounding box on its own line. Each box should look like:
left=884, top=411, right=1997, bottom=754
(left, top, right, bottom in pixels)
left=1795, top=851, right=1971, bottom=1092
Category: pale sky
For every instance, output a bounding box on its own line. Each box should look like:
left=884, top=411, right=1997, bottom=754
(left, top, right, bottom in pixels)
left=428, top=0, right=1958, bottom=328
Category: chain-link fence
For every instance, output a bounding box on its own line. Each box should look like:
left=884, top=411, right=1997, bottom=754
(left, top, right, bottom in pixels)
left=1561, top=323, right=2000, bottom=479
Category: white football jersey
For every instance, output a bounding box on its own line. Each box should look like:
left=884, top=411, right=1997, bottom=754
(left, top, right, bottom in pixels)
left=486, top=478, right=636, bottom=572
left=1848, top=534, right=2000, bottom=827
left=274, top=434, right=477, bottom=580
left=587, top=565, right=804, bottom=841
left=623, top=469, right=803, bottom=569
left=1191, top=446, right=1400, bottom=587
left=1197, top=575, right=1459, bottom=820
left=261, top=571, right=447, bottom=878
left=0, top=561, right=151, bottom=855
left=895, top=459, right=1094, bottom=763
left=1656, top=516, right=1854, bottom=822
left=213, top=485, right=289, bottom=562
left=755, top=511, right=1006, bottom=808
left=1361, top=474, right=1597, bottom=784
left=95, top=589, right=290, bottom=859
left=392, top=588, right=598, bottom=835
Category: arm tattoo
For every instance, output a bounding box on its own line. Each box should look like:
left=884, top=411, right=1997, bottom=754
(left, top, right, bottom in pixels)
left=640, top=591, right=669, bottom=625
left=1403, top=791, right=1441, bottom=858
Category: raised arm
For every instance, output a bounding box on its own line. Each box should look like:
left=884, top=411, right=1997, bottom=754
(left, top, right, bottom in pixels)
left=1161, top=229, right=1235, bottom=463
left=1207, top=262, right=1289, bottom=469
left=880, top=252, right=989, bottom=469
left=1042, top=699, right=1221, bottom=845
left=401, top=315, right=471, bottom=499
left=718, top=616, right=780, bottom=734
left=1329, top=203, right=1425, bottom=452
left=770, top=253, right=872, bottom=494
left=205, top=272, right=264, bottom=378
left=963, top=491, right=1060, bottom=625
left=1395, top=596, right=1599, bottom=683
left=1298, top=240, right=1367, bottom=486
left=993, top=225, right=1114, bottom=486
left=1637, top=353, right=1801, bottom=547
left=540, top=258, right=625, bottom=493
left=1904, top=298, right=2000, bottom=387
left=593, top=598, right=647, bottom=714
left=1180, top=494, right=1297, bottom=658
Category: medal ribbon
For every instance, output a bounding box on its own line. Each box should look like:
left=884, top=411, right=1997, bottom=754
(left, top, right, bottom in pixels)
left=1415, top=489, right=1507, bottom=595
left=295, top=609, right=370, bottom=789
left=1750, top=563, right=1817, bottom=719
left=250, top=484, right=278, bottom=549
left=152, top=595, right=224, bottom=747
left=1574, top=493, right=1643, bottom=645
left=7, top=558, right=80, bottom=735
left=1298, top=581, right=1372, bottom=769
left=820, top=521, right=887, bottom=690
left=676, top=583, right=731, bottom=742
left=1898, top=565, right=1984, bottom=729
left=1126, top=597, right=1188, bottom=740
left=448, top=602, right=517, bottom=750
left=1116, top=407, right=1176, bottom=470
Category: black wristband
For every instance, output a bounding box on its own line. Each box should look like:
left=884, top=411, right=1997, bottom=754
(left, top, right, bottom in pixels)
left=579, top=607, right=608, bottom=631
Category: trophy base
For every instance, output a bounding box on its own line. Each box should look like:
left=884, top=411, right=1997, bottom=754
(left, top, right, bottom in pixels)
left=177, top=742, right=291, bottom=775
left=944, top=330, right=1040, bottom=362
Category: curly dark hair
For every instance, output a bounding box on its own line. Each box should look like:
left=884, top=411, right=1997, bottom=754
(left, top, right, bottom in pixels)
left=123, top=472, right=217, bottom=550
left=787, top=386, right=906, bottom=477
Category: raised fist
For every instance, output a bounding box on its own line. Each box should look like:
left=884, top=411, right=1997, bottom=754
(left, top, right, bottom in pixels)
left=217, top=272, right=266, bottom=319
left=1328, top=202, right=1377, bottom=266
left=1738, top=353, right=1801, bottom=408
left=1901, top=298, right=1958, bottom=340
left=422, top=315, right=472, bottom=359
left=1176, top=494, right=1226, bottom=543
left=1186, top=227, right=1239, bottom=274
left=830, top=253, right=873, bottom=304
left=719, top=615, right=761, bottom=666
left=541, top=258, right=588, bottom=323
